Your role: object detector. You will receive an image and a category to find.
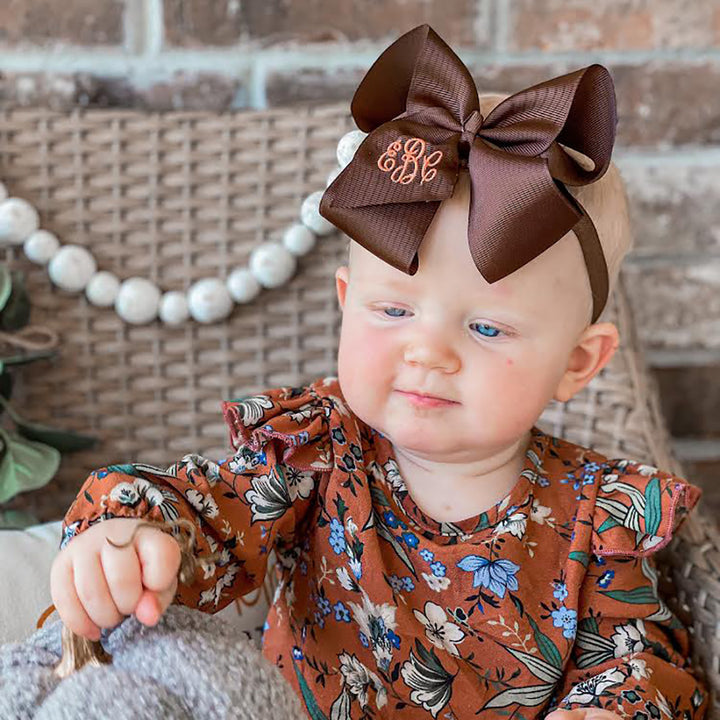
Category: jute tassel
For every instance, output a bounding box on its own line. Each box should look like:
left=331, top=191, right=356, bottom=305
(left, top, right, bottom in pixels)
left=53, top=517, right=223, bottom=679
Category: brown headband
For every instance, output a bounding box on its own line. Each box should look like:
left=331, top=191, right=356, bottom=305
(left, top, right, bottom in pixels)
left=319, top=24, right=618, bottom=323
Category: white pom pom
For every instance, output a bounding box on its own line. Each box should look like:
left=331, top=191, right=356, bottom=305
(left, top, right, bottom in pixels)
left=249, top=242, right=297, bottom=289
left=326, top=166, right=342, bottom=187
left=300, top=191, right=335, bottom=236
left=227, top=267, right=261, bottom=303
left=115, top=277, right=161, bottom=324
left=159, top=291, right=190, bottom=325
left=24, top=229, right=60, bottom=265
left=0, top=198, right=40, bottom=245
left=283, top=223, right=316, bottom=256
left=336, top=129, right=367, bottom=169
left=86, top=271, right=120, bottom=307
left=0, top=183, right=7, bottom=203
left=187, top=278, right=234, bottom=323
left=47, top=245, right=97, bottom=292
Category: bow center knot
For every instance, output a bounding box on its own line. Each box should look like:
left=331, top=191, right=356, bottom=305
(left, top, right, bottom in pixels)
left=458, top=109, right=483, bottom=167
left=461, top=109, right=483, bottom=139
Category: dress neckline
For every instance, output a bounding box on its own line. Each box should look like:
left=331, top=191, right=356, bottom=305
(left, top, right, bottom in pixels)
left=366, top=424, right=552, bottom=539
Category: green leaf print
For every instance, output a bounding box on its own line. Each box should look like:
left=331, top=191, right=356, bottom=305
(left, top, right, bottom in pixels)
left=525, top=613, right=563, bottom=669
left=503, top=646, right=563, bottom=684
left=600, top=585, right=659, bottom=605
left=292, top=657, right=329, bottom=720
left=644, top=476, right=662, bottom=536
left=596, top=515, right=620, bottom=534
left=482, top=682, right=557, bottom=710
left=569, top=550, right=590, bottom=567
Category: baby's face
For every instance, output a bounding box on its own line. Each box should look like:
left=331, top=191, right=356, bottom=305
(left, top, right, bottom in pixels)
left=335, top=171, right=602, bottom=462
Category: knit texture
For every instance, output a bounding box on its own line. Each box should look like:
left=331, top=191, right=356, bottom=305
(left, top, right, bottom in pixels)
left=0, top=604, right=306, bottom=719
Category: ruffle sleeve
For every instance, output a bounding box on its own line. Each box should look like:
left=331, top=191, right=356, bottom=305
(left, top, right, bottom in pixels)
left=591, top=459, right=703, bottom=558
left=60, top=379, right=336, bottom=613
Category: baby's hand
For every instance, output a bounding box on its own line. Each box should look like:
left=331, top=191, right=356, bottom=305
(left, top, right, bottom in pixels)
left=547, top=709, right=624, bottom=720
left=50, top=517, right=182, bottom=641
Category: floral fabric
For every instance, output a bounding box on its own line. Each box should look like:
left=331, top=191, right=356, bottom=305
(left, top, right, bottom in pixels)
left=61, top=376, right=709, bottom=720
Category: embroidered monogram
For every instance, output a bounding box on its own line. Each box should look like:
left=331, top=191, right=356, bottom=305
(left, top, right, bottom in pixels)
left=377, top=137, right=443, bottom=185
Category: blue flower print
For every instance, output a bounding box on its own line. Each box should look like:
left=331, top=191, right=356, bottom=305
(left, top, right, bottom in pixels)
left=329, top=517, right=346, bottom=554
left=597, top=569, right=615, bottom=588
left=359, top=631, right=370, bottom=647
left=299, top=561, right=308, bottom=575
left=292, top=645, right=303, bottom=660
left=387, top=629, right=401, bottom=649
left=420, top=548, right=434, bottom=562
left=340, top=453, right=357, bottom=471
left=553, top=582, right=568, bottom=602
left=430, top=561, right=447, bottom=577
left=551, top=606, right=577, bottom=639
left=401, top=531, right=419, bottom=548
left=457, top=555, right=520, bottom=598
left=383, top=510, right=400, bottom=528
left=313, top=611, right=326, bottom=629
left=402, top=577, right=415, bottom=592
left=538, top=477, right=550, bottom=487
left=317, top=595, right=332, bottom=616
left=388, top=575, right=405, bottom=592
left=596, top=555, right=606, bottom=566
left=334, top=601, right=351, bottom=623
left=561, top=470, right=595, bottom=500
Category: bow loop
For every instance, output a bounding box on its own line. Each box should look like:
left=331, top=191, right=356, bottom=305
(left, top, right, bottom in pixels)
left=320, top=24, right=618, bottom=323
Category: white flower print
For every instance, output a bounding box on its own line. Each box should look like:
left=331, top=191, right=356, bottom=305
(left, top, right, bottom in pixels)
left=234, top=394, right=274, bottom=426
left=287, top=402, right=316, bottom=425
left=337, top=653, right=387, bottom=709
left=627, top=657, right=652, bottom=681
left=345, top=516, right=358, bottom=536
left=530, top=499, right=552, bottom=524
left=336, top=566, right=359, bottom=592
left=383, top=459, right=405, bottom=493
left=612, top=619, right=646, bottom=657
left=493, top=511, right=528, bottom=538
left=348, top=590, right=398, bottom=638
left=560, top=667, right=625, bottom=704
left=186, top=489, right=220, bottom=519
left=413, top=602, right=466, bottom=656
left=422, top=572, right=451, bottom=593
left=282, top=464, right=315, bottom=500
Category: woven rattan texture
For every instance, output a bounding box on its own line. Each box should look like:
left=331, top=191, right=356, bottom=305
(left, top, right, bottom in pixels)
left=0, top=104, right=718, bottom=716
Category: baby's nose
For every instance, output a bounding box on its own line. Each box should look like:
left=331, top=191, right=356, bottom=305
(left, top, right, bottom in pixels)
left=403, top=332, right=460, bottom=373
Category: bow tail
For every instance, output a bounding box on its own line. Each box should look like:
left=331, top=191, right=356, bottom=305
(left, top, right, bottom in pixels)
left=467, top=141, right=582, bottom=283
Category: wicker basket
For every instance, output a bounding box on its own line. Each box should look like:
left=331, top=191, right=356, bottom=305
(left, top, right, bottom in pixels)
left=0, top=104, right=718, bottom=717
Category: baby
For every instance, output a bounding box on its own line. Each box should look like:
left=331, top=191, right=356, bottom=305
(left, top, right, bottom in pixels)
left=50, top=26, right=708, bottom=720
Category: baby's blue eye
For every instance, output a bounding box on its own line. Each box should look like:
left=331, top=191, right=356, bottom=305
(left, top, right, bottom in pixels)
left=383, top=307, right=408, bottom=317
left=470, top=322, right=502, bottom=338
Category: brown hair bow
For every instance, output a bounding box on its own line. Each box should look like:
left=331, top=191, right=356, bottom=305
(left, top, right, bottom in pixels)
left=319, top=24, right=618, bottom=323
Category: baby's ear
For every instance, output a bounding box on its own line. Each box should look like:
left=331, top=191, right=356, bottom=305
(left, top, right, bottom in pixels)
left=553, top=322, right=620, bottom=403
left=335, top=266, right=349, bottom=310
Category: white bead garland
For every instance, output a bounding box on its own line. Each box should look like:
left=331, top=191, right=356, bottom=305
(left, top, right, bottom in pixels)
left=115, top=277, right=161, bottom=324
left=188, top=278, right=234, bottom=323
left=0, top=126, right=368, bottom=325
left=47, top=245, right=97, bottom=293
left=85, top=271, right=120, bottom=307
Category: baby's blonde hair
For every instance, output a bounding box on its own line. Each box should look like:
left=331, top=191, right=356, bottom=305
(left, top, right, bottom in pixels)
left=479, top=93, right=634, bottom=320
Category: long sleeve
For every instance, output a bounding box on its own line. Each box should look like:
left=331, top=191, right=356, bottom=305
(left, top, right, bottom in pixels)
left=60, top=382, right=335, bottom=613
left=549, top=461, right=710, bottom=720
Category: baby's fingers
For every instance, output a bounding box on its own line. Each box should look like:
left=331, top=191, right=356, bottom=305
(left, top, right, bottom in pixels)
left=50, top=552, right=102, bottom=641
left=134, top=526, right=182, bottom=594
left=134, top=578, right=178, bottom=627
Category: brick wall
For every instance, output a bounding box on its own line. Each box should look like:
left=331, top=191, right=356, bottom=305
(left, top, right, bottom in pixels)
left=1, top=1, right=719, bottom=510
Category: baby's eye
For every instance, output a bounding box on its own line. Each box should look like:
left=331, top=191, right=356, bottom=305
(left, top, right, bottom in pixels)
left=470, top=322, right=503, bottom=338
left=381, top=307, right=409, bottom=318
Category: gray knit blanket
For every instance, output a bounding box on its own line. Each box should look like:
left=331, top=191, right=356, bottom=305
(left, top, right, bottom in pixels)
left=0, top=604, right=306, bottom=720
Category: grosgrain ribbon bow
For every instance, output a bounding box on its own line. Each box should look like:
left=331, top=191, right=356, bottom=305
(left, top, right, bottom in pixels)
left=319, top=24, right=618, bottom=323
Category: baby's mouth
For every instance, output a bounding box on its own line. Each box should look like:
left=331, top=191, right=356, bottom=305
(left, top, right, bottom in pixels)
left=395, top=389, right=459, bottom=407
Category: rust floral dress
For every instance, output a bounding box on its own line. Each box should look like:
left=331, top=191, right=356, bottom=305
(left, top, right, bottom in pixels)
left=61, top=376, right=709, bottom=720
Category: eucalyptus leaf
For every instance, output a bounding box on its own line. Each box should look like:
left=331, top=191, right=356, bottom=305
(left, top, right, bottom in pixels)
left=0, top=395, right=98, bottom=453
left=17, top=423, right=98, bottom=453
left=0, top=270, right=31, bottom=331
left=0, top=428, right=61, bottom=504
left=0, top=508, right=40, bottom=529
